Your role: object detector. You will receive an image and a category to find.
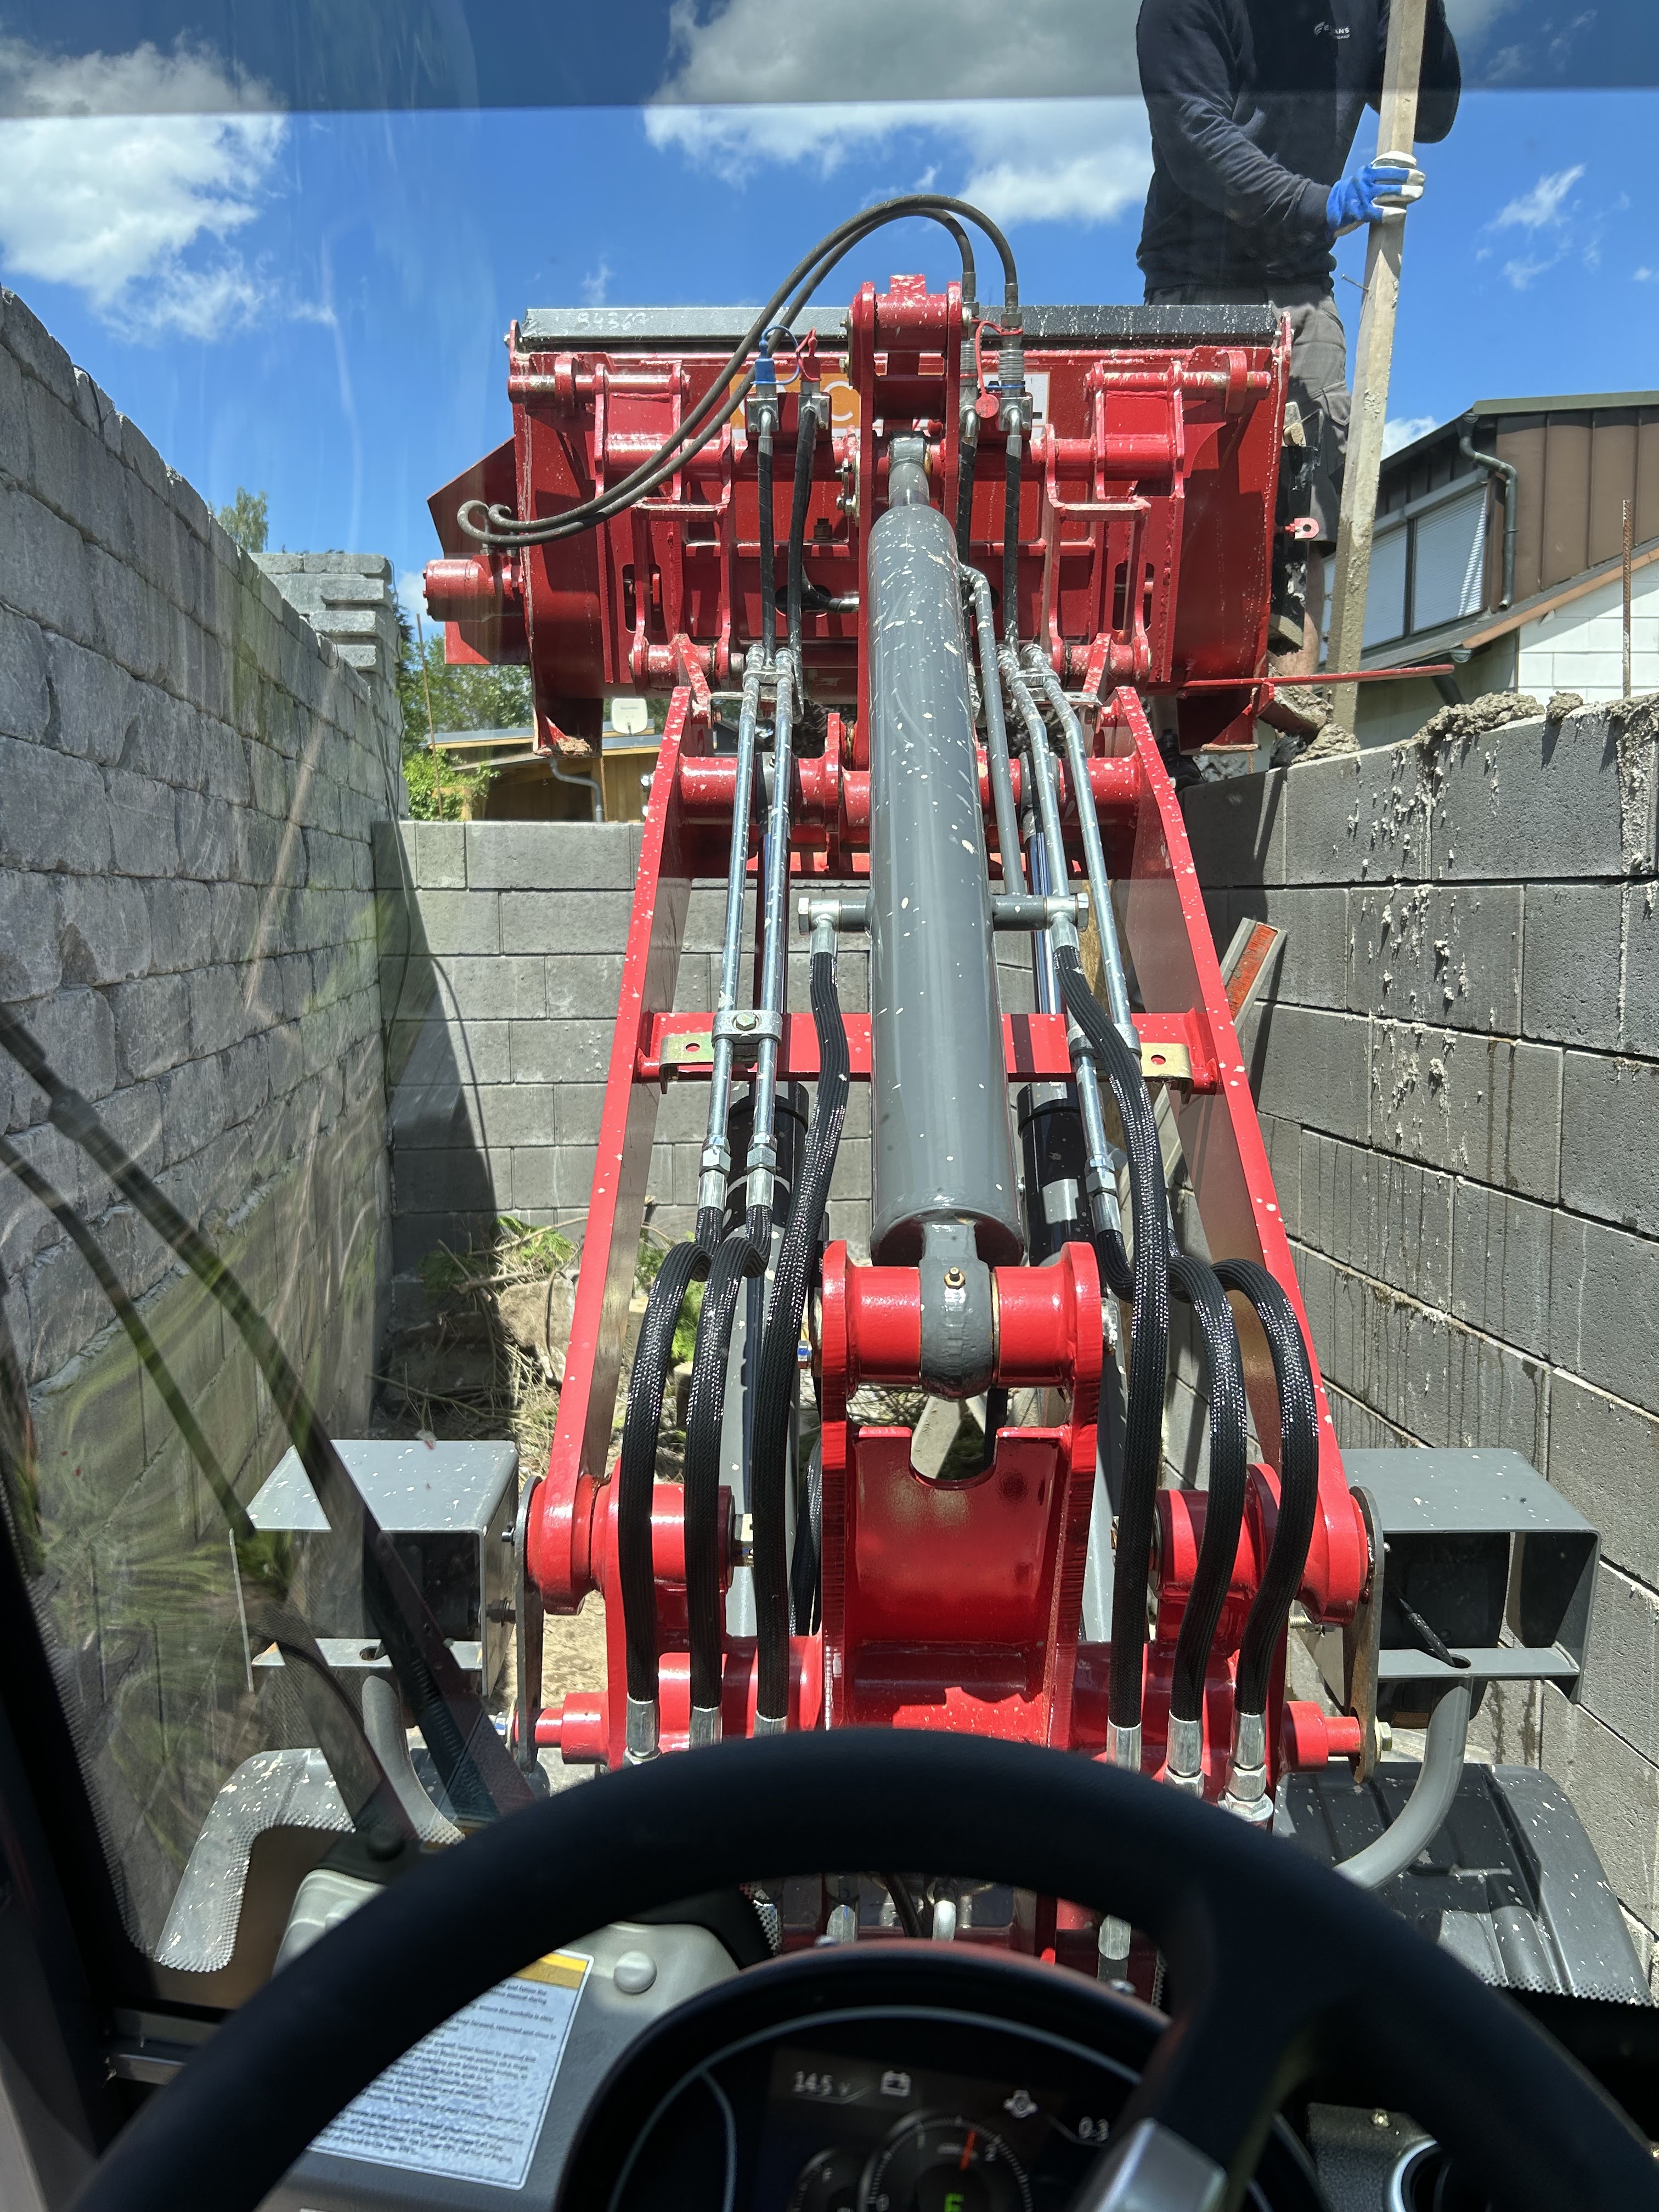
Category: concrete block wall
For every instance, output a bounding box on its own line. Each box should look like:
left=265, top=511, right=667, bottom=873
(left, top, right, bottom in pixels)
left=1182, top=699, right=1659, bottom=1976
left=0, top=282, right=402, bottom=1956
left=375, top=821, right=878, bottom=1327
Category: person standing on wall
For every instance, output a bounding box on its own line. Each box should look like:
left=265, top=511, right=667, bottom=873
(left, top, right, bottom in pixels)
left=1137, top=0, right=1460, bottom=747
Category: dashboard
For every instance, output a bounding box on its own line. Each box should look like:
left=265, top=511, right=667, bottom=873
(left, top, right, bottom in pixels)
left=556, top=1946, right=1328, bottom=2211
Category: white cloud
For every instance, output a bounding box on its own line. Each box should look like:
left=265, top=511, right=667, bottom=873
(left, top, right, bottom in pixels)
left=1502, top=251, right=1562, bottom=290
left=0, top=36, right=296, bottom=338
left=653, top=0, right=1141, bottom=104
left=646, top=97, right=1152, bottom=229
left=1635, top=267, right=1656, bottom=283
left=1492, top=165, right=1584, bottom=232
left=645, top=0, right=1152, bottom=225
left=1383, top=415, right=1437, bottom=456
left=582, top=257, right=613, bottom=307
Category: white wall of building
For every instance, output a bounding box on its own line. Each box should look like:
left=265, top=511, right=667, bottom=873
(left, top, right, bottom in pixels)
left=1517, top=562, right=1659, bottom=699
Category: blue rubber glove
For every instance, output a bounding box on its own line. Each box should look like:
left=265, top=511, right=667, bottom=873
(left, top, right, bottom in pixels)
left=1327, top=156, right=1425, bottom=239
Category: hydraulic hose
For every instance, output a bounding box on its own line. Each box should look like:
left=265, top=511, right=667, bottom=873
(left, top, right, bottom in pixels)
left=683, top=1210, right=771, bottom=1736
left=1052, top=951, right=1171, bottom=1739
left=1212, top=1260, right=1319, bottom=1721
left=682, top=663, right=800, bottom=1740
left=1164, top=1256, right=1250, bottom=1764
left=955, top=413, right=979, bottom=561
left=616, top=1236, right=714, bottom=1760
left=0, top=1006, right=530, bottom=1825
left=752, top=943, right=850, bottom=1726
left=963, top=566, right=1025, bottom=896
left=1337, top=1681, right=1473, bottom=1889
left=786, top=377, right=822, bottom=703
left=757, top=407, right=778, bottom=670
left=1002, top=431, right=1023, bottom=643
left=790, top=1441, right=823, bottom=1637
left=459, top=195, right=1017, bottom=550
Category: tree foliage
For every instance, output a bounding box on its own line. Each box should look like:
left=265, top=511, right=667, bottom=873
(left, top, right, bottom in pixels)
left=396, top=612, right=534, bottom=821
left=215, top=486, right=268, bottom=554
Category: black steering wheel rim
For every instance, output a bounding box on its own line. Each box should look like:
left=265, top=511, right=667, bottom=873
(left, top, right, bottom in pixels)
left=68, top=1731, right=1657, bottom=2212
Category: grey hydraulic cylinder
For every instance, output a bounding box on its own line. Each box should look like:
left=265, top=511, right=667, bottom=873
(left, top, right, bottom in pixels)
left=867, top=479, right=1023, bottom=1265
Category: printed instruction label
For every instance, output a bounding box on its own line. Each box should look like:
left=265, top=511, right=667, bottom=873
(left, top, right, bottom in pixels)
left=313, top=1952, right=590, bottom=2191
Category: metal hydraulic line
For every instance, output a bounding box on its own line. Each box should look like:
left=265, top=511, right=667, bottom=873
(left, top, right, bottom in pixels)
left=697, top=656, right=766, bottom=1227
left=681, top=657, right=800, bottom=1748
left=1022, top=650, right=1136, bottom=1051
left=748, top=658, right=797, bottom=1211
left=1000, top=651, right=1117, bottom=1234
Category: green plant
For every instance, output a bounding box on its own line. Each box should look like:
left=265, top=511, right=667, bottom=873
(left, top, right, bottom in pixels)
left=396, top=610, right=535, bottom=821
left=215, top=486, right=268, bottom=553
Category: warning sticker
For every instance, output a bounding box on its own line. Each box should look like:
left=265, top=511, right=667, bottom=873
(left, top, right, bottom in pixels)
left=312, top=1953, right=591, bottom=2191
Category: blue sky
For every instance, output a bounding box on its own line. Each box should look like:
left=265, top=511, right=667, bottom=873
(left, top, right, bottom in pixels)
left=1, top=42, right=1656, bottom=623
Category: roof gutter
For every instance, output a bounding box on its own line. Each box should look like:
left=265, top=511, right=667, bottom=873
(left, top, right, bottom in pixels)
left=1459, top=424, right=1517, bottom=611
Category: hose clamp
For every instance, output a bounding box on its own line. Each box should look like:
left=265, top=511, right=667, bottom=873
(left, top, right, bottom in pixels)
left=714, top=1007, right=783, bottom=1063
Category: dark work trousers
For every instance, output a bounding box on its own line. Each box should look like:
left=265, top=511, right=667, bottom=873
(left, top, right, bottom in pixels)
left=1145, top=281, right=1349, bottom=546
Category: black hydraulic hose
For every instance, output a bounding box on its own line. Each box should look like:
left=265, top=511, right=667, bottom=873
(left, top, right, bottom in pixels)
left=1002, top=431, right=1023, bottom=642
left=616, top=1234, right=715, bottom=1722
left=878, top=1871, right=926, bottom=1937
left=459, top=195, right=1017, bottom=550
left=1213, top=1259, right=1321, bottom=1718
left=757, top=410, right=778, bottom=664
left=1165, top=1255, right=1250, bottom=1729
left=963, top=567, right=1024, bottom=895
left=981, top=1384, right=1008, bottom=1472
left=955, top=413, right=979, bottom=560
left=1053, top=950, right=1170, bottom=1734
left=752, top=947, right=850, bottom=1723
left=683, top=1205, right=772, bottom=1724
left=0, top=1006, right=530, bottom=1824
left=790, top=1441, right=823, bottom=1637
left=786, top=383, right=821, bottom=693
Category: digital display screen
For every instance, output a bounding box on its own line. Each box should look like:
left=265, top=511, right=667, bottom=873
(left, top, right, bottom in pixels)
left=754, top=2044, right=1117, bottom=2211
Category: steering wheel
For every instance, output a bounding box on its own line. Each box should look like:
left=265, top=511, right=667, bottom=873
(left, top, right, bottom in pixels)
left=69, top=1733, right=1657, bottom=2212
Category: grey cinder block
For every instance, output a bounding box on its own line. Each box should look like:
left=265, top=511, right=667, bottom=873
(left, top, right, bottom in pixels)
left=465, top=821, right=637, bottom=892
left=1560, top=1053, right=1659, bottom=1239
left=1521, top=882, right=1622, bottom=1051
left=1349, top=883, right=1520, bottom=1035
left=1284, top=742, right=1431, bottom=887
left=1254, top=1005, right=1372, bottom=1144
left=1369, top=1022, right=1561, bottom=1203
left=1431, top=709, right=1648, bottom=884
left=1550, top=1212, right=1659, bottom=1418
left=1181, top=768, right=1288, bottom=889
left=1449, top=1179, right=1553, bottom=1360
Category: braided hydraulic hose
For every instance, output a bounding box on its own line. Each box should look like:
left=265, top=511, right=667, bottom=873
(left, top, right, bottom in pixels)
left=615, top=1236, right=715, bottom=1759
left=1165, top=1256, right=1251, bottom=1750
left=682, top=1205, right=771, bottom=1737
left=786, top=380, right=820, bottom=696
left=752, top=945, right=850, bottom=1726
left=791, top=1440, right=823, bottom=1637
left=1002, top=432, right=1023, bottom=641
left=458, top=194, right=1018, bottom=550
left=1052, top=950, right=1170, bottom=1737
left=1212, top=1259, right=1320, bottom=1719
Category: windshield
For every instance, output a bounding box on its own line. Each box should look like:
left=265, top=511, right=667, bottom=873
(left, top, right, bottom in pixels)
left=1, top=0, right=1657, bottom=2028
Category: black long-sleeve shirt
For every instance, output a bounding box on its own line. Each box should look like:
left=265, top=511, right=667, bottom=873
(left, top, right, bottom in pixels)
left=1136, top=0, right=1460, bottom=291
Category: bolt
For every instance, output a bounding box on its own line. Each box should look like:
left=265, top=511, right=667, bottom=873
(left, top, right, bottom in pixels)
left=735, top=1013, right=757, bottom=1031
left=1370, top=2110, right=1390, bottom=2131
left=943, top=1265, right=967, bottom=1290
